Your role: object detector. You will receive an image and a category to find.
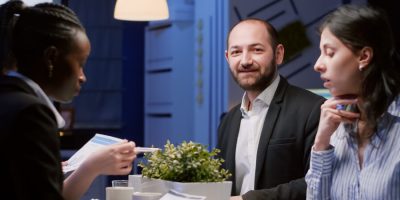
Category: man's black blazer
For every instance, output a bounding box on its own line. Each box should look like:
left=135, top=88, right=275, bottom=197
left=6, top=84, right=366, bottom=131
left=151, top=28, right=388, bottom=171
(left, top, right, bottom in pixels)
left=0, top=76, right=64, bottom=199
left=217, top=76, right=325, bottom=200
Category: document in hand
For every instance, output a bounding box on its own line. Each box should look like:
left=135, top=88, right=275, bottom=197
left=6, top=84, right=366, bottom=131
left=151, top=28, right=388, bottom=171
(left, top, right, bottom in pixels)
left=62, top=133, right=123, bottom=173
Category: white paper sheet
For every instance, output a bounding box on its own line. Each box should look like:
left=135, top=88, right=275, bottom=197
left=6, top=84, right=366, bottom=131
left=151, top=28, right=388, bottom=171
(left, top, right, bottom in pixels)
left=62, top=133, right=160, bottom=173
left=63, top=133, right=123, bottom=173
left=160, top=190, right=206, bottom=200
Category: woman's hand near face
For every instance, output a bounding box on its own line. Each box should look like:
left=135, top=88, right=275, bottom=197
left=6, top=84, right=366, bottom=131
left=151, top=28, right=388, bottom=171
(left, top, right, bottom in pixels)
left=313, top=98, right=359, bottom=151
left=81, top=140, right=137, bottom=175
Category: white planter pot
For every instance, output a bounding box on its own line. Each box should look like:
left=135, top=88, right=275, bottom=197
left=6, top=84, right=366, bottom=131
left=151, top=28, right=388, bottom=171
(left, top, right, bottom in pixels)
left=129, top=175, right=232, bottom=200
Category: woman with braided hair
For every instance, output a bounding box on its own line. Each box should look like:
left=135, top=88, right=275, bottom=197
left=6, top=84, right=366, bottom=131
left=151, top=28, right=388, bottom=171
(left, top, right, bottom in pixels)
left=0, top=1, right=137, bottom=199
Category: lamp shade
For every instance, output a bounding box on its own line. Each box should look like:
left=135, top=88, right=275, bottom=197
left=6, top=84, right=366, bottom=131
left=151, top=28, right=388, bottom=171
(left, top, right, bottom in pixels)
left=114, top=0, right=169, bottom=21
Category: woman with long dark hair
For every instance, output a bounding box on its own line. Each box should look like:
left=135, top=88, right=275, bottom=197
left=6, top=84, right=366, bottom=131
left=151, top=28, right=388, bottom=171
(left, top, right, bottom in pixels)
left=306, top=5, right=400, bottom=199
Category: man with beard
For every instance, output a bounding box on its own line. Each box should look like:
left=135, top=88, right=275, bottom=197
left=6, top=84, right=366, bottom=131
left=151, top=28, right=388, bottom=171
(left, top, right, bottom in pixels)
left=217, top=18, right=325, bottom=200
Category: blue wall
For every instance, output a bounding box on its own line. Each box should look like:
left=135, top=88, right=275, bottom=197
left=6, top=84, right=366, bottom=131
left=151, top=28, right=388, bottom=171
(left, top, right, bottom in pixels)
left=67, top=0, right=144, bottom=145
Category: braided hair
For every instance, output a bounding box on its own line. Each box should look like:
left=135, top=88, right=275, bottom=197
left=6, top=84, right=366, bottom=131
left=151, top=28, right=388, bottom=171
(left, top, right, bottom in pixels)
left=0, top=0, right=23, bottom=72
left=0, top=0, right=85, bottom=75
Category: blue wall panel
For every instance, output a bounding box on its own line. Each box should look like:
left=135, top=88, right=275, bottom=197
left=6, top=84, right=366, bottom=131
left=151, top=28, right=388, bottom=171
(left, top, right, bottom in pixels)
left=194, top=0, right=229, bottom=149
left=144, top=0, right=195, bottom=148
left=67, top=0, right=144, bottom=142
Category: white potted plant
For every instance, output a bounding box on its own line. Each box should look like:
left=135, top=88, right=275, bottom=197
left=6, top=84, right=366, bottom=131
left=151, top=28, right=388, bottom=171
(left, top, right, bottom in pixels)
left=137, top=141, right=232, bottom=200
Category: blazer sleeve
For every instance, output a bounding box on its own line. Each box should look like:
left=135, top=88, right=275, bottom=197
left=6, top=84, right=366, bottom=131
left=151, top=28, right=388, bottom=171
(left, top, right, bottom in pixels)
left=242, top=97, right=325, bottom=200
left=243, top=178, right=307, bottom=200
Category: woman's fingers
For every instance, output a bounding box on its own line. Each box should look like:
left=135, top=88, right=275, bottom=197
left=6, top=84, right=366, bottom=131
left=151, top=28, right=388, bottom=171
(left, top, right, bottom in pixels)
left=322, top=98, right=360, bottom=122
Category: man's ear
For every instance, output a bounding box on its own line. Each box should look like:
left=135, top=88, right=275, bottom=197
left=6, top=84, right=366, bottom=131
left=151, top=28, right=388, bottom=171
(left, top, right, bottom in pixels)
left=225, top=50, right=229, bottom=63
left=358, top=46, right=373, bottom=71
left=43, top=46, right=59, bottom=66
left=275, top=44, right=285, bottom=65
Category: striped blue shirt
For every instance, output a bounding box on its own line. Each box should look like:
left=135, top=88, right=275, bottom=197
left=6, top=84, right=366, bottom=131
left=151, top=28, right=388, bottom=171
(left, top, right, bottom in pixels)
left=306, top=96, right=400, bottom=200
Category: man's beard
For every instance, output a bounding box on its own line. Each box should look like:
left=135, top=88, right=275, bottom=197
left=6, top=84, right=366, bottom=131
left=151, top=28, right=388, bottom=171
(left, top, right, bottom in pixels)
left=233, top=61, right=277, bottom=92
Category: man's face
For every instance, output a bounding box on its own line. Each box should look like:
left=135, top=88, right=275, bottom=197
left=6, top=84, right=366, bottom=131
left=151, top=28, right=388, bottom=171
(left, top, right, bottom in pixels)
left=225, top=20, right=283, bottom=93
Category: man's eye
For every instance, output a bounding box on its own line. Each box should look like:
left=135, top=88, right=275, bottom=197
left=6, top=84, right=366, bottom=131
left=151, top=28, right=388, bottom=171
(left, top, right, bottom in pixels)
left=231, top=50, right=240, bottom=55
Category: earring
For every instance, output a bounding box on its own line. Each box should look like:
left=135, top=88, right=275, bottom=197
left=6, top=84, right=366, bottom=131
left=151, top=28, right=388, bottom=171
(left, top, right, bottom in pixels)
left=48, top=64, right=53, bottom=78
left=359, top=65, right=364, bottom=72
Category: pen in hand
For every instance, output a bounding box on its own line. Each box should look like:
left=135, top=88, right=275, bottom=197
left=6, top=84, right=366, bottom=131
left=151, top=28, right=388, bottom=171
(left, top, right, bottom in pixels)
left=134, top=147, right=160, bottom=153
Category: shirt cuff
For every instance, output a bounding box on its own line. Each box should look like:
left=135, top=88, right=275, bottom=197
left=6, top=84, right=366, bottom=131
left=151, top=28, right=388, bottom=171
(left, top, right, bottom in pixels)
left=310, top=146, right=334, bottom=177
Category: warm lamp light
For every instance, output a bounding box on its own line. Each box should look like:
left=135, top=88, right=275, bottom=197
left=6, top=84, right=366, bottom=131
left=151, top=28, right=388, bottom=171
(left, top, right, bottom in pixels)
left=114, top=0, right=169, bottom=21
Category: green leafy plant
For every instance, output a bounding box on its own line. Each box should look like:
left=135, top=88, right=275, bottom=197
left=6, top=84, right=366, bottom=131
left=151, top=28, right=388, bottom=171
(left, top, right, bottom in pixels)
left=138, top=141, right=231, bottom=182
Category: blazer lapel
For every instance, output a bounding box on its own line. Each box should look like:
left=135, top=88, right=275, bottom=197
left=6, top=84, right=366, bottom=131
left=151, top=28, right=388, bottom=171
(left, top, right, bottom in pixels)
left=254, top=77, right=288, bottom=186
left=226, top=106, right=243, bottom=194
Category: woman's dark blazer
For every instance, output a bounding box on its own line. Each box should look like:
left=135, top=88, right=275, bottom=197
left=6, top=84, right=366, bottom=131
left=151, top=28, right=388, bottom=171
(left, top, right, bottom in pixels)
left=0, top=76, right=63, bottom=199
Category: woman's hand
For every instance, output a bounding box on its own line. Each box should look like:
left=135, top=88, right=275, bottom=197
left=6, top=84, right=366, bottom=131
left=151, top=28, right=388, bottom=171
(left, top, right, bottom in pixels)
left=80, top=140, right=137, bottom=175
left=63, top=140, right=136, bottom=200
left=61, top=161, right=68, bottom=166
left=313, top=98, right=359, bottom=151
